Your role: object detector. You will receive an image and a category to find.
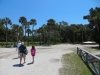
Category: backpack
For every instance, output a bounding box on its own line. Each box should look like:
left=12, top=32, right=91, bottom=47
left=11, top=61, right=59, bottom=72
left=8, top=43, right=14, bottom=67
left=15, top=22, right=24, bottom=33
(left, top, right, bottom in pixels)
left=19, top=45, right=28, bottom=55
left=24, top=49, right=28, bottom=55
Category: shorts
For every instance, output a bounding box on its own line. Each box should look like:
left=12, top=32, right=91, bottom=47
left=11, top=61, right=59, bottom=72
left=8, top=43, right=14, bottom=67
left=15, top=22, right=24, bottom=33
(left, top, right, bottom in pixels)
left=20, top=53, right=26, bottom=58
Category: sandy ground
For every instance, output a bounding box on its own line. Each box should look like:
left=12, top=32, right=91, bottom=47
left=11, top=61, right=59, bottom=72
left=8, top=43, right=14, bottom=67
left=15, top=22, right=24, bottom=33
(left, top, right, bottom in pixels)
left=0, top=44, right=98, bottom=75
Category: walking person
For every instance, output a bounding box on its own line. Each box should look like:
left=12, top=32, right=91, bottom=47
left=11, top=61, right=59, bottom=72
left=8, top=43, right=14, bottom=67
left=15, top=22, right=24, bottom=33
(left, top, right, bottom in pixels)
left=19, top=42, right=27, bottom=65
left=30, top=45, right=36, bottom=64
left=16, top=40, right=21, bottom=58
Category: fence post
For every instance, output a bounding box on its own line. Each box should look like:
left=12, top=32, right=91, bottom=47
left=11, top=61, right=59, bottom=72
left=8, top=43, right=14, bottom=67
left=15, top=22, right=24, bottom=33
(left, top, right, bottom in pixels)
left=86, top=53, right=88, bottom=63
left=77, top=47, right=78, bottom=54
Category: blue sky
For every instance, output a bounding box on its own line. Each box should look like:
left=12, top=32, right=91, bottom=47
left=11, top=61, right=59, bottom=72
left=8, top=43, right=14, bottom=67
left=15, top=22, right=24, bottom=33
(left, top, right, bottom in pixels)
left=0, top=0, right=100, bottom=29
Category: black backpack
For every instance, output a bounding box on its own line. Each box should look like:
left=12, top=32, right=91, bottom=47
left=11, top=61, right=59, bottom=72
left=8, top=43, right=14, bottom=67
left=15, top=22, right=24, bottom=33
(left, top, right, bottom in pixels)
left=23, top=49, right=28, bottom=55
left=19, top=45, right=27, bottom=54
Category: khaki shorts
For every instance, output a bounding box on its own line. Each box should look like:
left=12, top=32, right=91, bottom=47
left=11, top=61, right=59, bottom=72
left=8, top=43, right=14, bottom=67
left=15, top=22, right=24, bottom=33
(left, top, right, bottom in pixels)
left=20, top=53, right=26, bottom=58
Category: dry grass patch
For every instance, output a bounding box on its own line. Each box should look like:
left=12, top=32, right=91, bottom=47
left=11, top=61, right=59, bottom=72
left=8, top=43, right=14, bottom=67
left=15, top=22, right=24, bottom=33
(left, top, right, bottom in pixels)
left=83, top=46, right=100, bottom=54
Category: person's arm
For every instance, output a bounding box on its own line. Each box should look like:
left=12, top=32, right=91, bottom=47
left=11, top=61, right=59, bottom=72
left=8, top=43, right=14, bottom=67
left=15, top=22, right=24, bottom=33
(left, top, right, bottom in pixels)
left=16, top=44, right=18, bottom=51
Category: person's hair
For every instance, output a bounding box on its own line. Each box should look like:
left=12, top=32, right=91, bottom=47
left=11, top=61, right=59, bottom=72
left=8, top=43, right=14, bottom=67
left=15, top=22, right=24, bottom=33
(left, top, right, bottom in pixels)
left=32, top=45, right=35, bottom=50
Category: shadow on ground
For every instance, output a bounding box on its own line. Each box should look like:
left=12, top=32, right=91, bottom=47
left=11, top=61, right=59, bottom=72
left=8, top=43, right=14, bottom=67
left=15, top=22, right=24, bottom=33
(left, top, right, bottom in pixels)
left=90, top=46, right=100, bottom=50
left=12, top=57, right=19, bottom=60
left=27, top=62, right=34, bottom=65
left=13, top=64, right=24, bottom=67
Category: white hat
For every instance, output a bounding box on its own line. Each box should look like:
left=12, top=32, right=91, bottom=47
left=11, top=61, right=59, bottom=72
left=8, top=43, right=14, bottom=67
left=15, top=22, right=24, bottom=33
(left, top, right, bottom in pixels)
left=21, top=42, right=24, bottom=45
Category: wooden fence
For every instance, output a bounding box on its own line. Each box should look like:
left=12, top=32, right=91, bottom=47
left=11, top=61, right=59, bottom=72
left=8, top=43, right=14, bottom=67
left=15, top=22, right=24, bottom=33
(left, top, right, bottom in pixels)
left=77, top=47, right=100, bottom=75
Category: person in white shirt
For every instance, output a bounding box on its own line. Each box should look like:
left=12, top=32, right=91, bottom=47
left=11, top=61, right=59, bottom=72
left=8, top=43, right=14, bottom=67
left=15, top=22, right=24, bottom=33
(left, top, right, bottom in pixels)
left=16, top=40, right=21, bottom=58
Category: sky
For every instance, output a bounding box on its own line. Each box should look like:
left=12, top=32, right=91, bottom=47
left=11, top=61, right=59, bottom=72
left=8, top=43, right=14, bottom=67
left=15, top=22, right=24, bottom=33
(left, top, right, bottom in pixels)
left=0, top=0, right=100, bottom=29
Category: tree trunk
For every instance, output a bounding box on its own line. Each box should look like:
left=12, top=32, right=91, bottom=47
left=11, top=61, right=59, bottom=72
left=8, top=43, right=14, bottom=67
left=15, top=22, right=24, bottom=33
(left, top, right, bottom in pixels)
left=82, top=31, right=83, bottom=44
left=22, top=27, right=24, bottom=42
left=17, top=29, right=18, bottom=43
left=28, top=27, right=29, bottom=46
left=77, top=33, right=78, bottom=42
left=40, top=33, right=41, bottom=45
left=32, top=25, right=34, bottom=45
left=25, top=26, right=26, bottom=45
left=44, top=34, right=45, bottom=44
left=6, top=24, right=7, bottom=47
left=73, top=32, right=75, bottom=44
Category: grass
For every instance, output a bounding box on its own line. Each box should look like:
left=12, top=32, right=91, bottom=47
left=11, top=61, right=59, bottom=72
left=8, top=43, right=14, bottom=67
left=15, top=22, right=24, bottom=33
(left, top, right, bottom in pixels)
left=0, top=42, right=61, bottom=48
left=59, top=52, right=93, bottom=75
left=0, top=42, right=41, bottom=48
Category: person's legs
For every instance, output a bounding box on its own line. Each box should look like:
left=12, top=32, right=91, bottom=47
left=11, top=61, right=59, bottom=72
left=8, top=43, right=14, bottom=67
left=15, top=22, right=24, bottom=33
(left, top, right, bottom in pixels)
left=20, top=53, right=22, bottom=64
left=32, top=56, right=34, bottom=62
left=23, top=54, right=26, bottom=63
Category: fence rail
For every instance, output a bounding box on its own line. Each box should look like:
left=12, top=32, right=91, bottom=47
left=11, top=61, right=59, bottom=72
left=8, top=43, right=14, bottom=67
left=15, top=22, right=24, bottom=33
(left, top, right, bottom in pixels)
left=77, top=47, right=100, bottom=75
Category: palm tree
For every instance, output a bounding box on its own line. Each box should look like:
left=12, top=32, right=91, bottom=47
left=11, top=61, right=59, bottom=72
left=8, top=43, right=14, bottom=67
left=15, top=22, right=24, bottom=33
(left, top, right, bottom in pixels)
left=24, top=22, right=30, bottom=45
left=2, top=17, right=12, bottom=47
left=11, top=24, right=21, bottom=42
left=37, top=27, right=43, bottom=45
left=30, top=19, right=37, bottom=45
left=19, top=16, right=27, bottom=42
left=18, top=26, right=24, bottom=41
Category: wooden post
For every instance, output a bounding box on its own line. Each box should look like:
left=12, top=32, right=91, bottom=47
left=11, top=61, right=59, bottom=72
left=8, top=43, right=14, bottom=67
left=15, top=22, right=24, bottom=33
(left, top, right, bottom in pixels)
left=77, top=47, right=78, bottom=54
left=98, top=60, right=100, bottom=75
left=86, top=53, right=88, bottom=63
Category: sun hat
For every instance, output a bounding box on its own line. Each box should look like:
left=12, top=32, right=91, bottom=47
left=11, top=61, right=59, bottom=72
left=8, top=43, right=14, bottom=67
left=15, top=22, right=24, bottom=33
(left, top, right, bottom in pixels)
left=21, top=42, right=24, bottom=45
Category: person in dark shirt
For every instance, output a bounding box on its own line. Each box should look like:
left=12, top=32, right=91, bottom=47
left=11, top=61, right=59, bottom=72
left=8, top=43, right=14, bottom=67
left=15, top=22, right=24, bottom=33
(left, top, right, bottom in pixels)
left=19, top=42, right=26, bottom=65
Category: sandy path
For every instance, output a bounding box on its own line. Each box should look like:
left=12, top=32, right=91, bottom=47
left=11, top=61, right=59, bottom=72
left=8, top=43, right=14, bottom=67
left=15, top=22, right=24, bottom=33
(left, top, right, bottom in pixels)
left=0, top=44, right=97, bottom=75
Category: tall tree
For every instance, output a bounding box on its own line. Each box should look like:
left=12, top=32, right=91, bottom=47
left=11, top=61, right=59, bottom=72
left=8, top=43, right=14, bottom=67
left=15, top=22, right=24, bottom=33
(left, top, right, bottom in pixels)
left=11, top=24, right=21, bottom=42
left=47, top=19, right=55, bottom=44
left=26, top=22, right=31, bottom=45
left=37, top=27, right=43, bottom=45
left=19, top=16, right=27, bottom=42
left=30, top=19, right=37, bottom=45
left=2, top=17, right=12, bottom=47
left=70, top=24, right=77, bottom=44
left=18, top=26, right=24, bottom=41
left=59, top=21, right=69, bottom=42
left=83, top=7, right=100, bottom=48
left=0, top=19, right=5, bottom=42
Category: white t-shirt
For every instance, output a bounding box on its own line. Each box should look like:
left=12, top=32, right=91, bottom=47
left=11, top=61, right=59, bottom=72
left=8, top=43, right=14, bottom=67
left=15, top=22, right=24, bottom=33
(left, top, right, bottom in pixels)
left=17, top=43, right=21, bottom=48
